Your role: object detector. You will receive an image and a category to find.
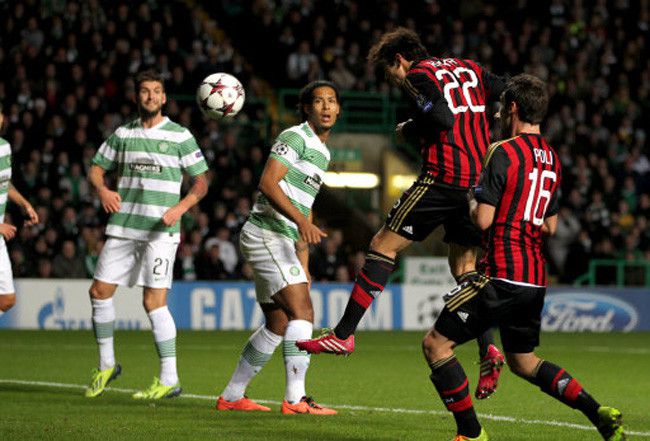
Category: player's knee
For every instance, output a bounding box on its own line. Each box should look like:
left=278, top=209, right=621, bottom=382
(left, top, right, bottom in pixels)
left=0, top=294, right=16, bottom=312
left=89, top=285, right=104, bottom=300
left=421, top=329, right=449, bottom=362
left=506, top=353, right=538, bottom=378
left=288, top=307, right=313, bottom=323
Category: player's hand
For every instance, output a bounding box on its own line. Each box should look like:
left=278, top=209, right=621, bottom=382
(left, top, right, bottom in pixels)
left=23, top=203, right=39, bottom=226
left=162, top=205, right=184, bottom=227
left=297, top=219, right=327, bottom=244
left=99, top=187, right=121, bottom=213
left=396, top=119, right=413, bottom=141
left=0, top=223, right=17, bottom=240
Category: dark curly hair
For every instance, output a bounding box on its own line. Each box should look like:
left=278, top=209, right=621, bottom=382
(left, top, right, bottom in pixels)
left=367, top=27, right=429, bottom=69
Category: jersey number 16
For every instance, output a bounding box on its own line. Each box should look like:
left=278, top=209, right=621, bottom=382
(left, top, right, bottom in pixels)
left=524, top=169, right=557, bottom=226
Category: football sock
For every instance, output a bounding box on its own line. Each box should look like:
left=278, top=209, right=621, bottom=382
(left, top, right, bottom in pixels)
left=530, top=360, right=600, bottom=424
left=476, top=329, right=495, bottom=359
left=222, top=325, right=283, bottom=402
left=148, top=306, right=178, bottom=386
left=283, top=319, right=312, bottom=403
left=453, top=272, right=494, bottom=359
left=334, top=251, right=395, bottom=339
left=91, top=298, right=115, bottom=371
left=429, top=355, right=482, bottom=438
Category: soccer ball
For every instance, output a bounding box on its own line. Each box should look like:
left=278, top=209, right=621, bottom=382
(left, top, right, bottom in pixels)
left=196, top=73, right=245, bottom=119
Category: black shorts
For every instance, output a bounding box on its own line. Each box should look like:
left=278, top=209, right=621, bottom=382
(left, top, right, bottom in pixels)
left=434, top=275, right=546, bottom=353
left=385, top=174, right=481, bottom=246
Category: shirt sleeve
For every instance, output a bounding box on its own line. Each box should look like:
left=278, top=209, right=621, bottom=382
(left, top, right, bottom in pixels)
left=92, top=133, right=120, bottom=171
left=401, top=71, right=455, bottom=137
left=478, top=64, right=506, bottom=102
left=268, top=130, right=305, bottom=168
left=179, top=133, right=209, bottom=177
left=475, top=145, right=510, bottom=207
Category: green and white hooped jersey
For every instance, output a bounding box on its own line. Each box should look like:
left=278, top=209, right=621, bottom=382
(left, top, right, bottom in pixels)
left=92, top=117, right=208, bottom=243
left=0, top=138, right=11, bottom=224
left=247, top=122, right=330, bottom=241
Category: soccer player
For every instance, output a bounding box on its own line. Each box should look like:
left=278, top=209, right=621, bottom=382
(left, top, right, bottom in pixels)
left=215, top=81, right=338, bottom=415
left=298, top=28, right=506, bottom=399
left=84, top=70, right=208, bottom=399
left=422, top=74, right=625, bottom=441
left=0, top=105, right=40, bottom=317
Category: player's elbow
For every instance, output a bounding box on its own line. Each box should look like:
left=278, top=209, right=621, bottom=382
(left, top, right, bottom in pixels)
left=474, top=218, right=492, bottom=232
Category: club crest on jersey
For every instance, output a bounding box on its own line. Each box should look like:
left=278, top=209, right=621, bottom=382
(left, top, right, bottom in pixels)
left=304, top=174, right=322, bottom=190
left=158, top=142, right=170, bottom=153
left=272, top=142, right=289, bottom=156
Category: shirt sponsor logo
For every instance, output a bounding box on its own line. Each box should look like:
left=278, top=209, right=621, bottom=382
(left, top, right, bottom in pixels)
left=130, top=162, right=163, bottom=173
left=542, top=293, right=639, bottom=332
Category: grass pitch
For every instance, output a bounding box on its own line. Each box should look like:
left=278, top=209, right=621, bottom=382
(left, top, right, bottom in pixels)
left=0, top=330, right=648, bottom=440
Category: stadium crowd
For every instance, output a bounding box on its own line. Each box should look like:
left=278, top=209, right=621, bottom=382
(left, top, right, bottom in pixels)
left=0, top=0, right=649, bottom=284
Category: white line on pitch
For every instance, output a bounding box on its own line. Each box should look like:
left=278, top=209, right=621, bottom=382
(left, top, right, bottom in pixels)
left=1, top=379, right=648, bottom=437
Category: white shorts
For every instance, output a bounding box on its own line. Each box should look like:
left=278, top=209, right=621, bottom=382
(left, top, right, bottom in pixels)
left=94, top=237, right=178, bottom=289
left=0, top=238, right=15, bottom=295
left=240, top=227, right=308, bottom=304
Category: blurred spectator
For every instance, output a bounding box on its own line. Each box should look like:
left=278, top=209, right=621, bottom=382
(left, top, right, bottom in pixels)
left=52, top=240, right=86, bottom=278
left=195, top=243, right=229, bottom=280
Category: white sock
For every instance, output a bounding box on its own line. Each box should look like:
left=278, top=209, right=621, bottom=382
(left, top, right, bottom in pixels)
left=148, top=306, right=178, bottom=386
left=222, top=326, right=283, bottom=402
left=283, top=319, right=313, bottom=403
left=92, top=298, right=115, bottom=371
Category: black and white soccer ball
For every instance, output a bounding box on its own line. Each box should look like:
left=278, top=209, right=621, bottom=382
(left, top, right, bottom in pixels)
left=196, top=73, right=245, bottom=119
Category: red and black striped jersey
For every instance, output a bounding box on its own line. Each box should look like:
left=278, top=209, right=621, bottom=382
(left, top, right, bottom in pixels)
left=403, top=57, right=505, bottom=189
left=475, top=134, right=562, bottom=286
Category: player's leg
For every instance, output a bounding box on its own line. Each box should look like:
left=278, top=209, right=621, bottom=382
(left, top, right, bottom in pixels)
left=332, top=226, right=406, bottom=338
left=132, top=286, right=182, bottom=399
left=85, top=279, right=120, bottom=397
left=423, top=311, right=487, bottom=441
left=132, top=241, right=181, bottom=400
left=447, top=208, right=504, bottom=399
left=217, top=303, right=285, bottom=412
left=0, top=240, right=16, bottom=315
left=507, top=352, right=625, bottom=440
left=273, top=283, right=336, bottom=415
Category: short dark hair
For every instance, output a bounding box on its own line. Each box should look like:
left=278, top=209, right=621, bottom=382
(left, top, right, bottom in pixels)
left=135, top=69, right=165, bottom=91
left=367, top=27, right=429, bottom=69
left=502, top=74, right=548, bottom=124
left=298, top=80, right=340, bottom=120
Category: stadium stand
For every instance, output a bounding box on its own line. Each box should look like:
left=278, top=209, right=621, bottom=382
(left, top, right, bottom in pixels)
left=0, top=0, right=648, bottom=285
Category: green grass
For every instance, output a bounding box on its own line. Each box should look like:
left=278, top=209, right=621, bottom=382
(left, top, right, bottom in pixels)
left=0, top=331, right=648, bottom=440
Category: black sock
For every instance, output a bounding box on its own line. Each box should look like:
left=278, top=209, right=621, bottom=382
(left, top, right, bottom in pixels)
left=429, top=356, right=482, bottom=438
left=453, top=272, right=493, bottom=358
left=530, top=360, right=600, bottom=424
left=476, top=329, right=495, bottom=359
left=334, top=251, right=394, bottom=339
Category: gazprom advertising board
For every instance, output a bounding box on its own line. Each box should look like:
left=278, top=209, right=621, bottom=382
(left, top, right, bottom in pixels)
left=0, top=280, right=648, bottom=331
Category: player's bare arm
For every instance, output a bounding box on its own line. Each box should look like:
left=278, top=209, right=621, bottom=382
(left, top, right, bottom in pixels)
left=88, top=164, right=121, bottom=213
left=258, top=158, right=326, bottom=244
left=470, top=199, right=496, bottom=232
left=162, top=173, right=208, bottom=227
left=8, top=184, right=39, bottom=226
